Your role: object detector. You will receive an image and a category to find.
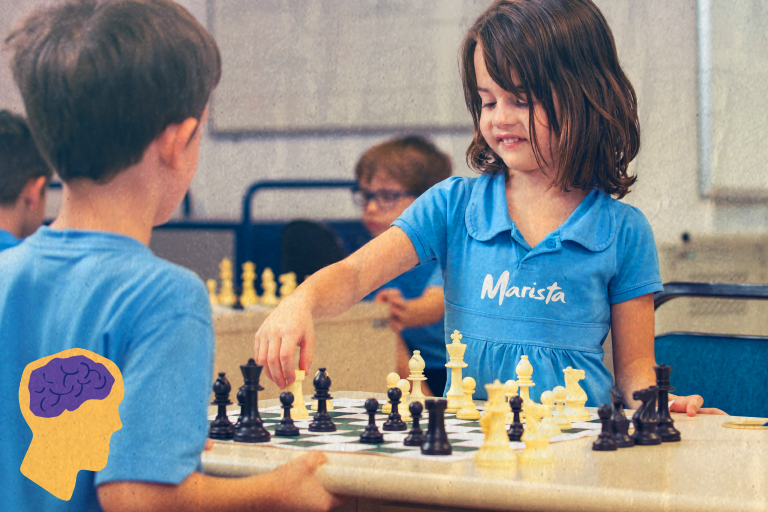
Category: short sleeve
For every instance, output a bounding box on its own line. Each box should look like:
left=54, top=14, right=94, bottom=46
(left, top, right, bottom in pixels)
left=95, top=280, right=214, bottom=486
left=392, top=177, right=469, bottom=269
left=608, top=206, right=664, bottom=304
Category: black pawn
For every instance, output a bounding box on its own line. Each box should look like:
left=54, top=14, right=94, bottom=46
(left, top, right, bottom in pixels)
left=233, top=359, right=271, bottom=443
left=382, top=386, right=407, bottom=431
left=592, top=404, right=618, bottom=451
left=309, top=368, right=336, bottom=432
left=233, top=384, right=246, bottom=430
left=359, top=398, right=385, bottom=444
left=275, top=391, right=300, bottom=437
left=421, top=398, right=452, bottom=455
left=654, top=364, right=681, bottom=442
left=632, top=386, right=662, bottom=446
left=610, top=388, right=634, bottom=448
left=404, top=401, right=425, bottom=446
left=507, top=395, right=525, bottom=442
left=209, top=372, right=235, bottom=440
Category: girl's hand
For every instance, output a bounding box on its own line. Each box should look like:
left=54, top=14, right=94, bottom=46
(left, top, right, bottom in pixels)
left=375, top=286, right=444, bottom=332
left=668, top=394, right=728, bottom=416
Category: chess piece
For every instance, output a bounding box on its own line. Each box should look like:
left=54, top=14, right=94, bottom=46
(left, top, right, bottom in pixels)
left=308, top=368, right=336, bottom=432
left=654, top=364, right=681, bottom=442
left=610, top=388, right=634, bottom=448
left=519, top=402, right=554, bottom=465
left=287, top=369, right=309, bottom=420
left=632, top=386, right=662, bottom=445
left=422, top=398, right=452, bottom=455
left=407, top=351, right=427, bottom=407
left=516, top=355, right=535, bottom=421
left=563, top=366, right=590, bottom=421
left=206, top=279, right=219, bottom=306
left=239, top=262, right=259, bottom=307
left=359, top=398, right=384, bottom=444
left=592, top=404, right=618, bottom=451
left=209, top=372, right=234, bottom=440
left=404, top=401, right=425, bottom=446
left=233, top=359, right=270, bottom=443
left=275, top=391, right=300, bottom=437
left=456, top=376, right=481, bottom=420
left=475, top=380, right=516, bottom=468
left=445, top=330, right=467, bottom=413
left=397, top=379, right=412, bottom=421
left=507, top=396, right=524, bottom=442
left=278, top=272, right=297, bottom=299
left=383, top=386, right=407, bottom=431
left=233, top=384, right=246, bottom=430
left=382, top=372, right=400, bottom=414
left=552, top=386, right=572, bottom=429
left=504, top=379, right=519, bottom=423
left=540, top=390, right=562, bottom=438
left=218, top=258, right=237, bottom=307
left=260, top=268, right=279, bottom=307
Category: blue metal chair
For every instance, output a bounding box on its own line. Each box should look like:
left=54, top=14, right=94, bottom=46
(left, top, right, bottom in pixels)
left=654, top=282, right=768, bottom=418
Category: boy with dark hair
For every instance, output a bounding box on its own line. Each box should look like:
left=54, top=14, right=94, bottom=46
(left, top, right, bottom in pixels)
left=0, top=110, right=52, bottom=251
left=0, top=1, right=342, bottom=511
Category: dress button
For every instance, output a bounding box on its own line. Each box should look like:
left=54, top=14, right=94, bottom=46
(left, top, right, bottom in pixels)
left=546, top=239, right=556, bottom=249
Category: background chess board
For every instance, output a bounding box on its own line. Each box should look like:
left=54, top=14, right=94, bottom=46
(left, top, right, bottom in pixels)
left=209, top=397, right=604, bottom=462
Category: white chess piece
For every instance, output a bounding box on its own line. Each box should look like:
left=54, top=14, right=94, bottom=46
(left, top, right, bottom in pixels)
left=475, top=380, right=516, bottom=468
left=563, top=367, right=590, bottom=421
left=218, top=258, right=237, bottom=307
left=539, top=390, right=562, bottom=438
left=445, top=330, right=467, bottom=413
left=239, top=262, right=259, bottom=307
left=260, top=268, right=279, bottom=307
left=457, top=377, right=481, bottom=420
left=206, top=279, right=219, bottom=306
left=519, top=402, right=555, bottom=465
left=552, top=385, right=571, bottom=429
left=382, top=372, right=400, bottom=414
left=406, top=351, right=427, bottom=407
left=287, top=370, right=309, bottom=420
left=516, top=355, right=535, bottom=421
left=397, top=379, right=411, bottom=421
left=505, top=379, right=518, bottom=423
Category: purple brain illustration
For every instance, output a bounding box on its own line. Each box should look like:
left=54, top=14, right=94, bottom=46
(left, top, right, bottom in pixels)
left=28, top=355, right=115, bottom=418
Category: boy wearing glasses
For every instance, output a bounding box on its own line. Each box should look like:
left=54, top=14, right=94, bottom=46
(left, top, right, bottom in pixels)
left=353, top=136, right=452, bottom=395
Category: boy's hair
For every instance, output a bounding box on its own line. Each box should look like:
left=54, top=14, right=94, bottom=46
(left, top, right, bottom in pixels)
left=0, top=110, right=52, bottom=206
left=459, top=0, right=639, bottom=198
left=5, top=0, right=221, bottom=183
left=355, top=136, right=452, bottom=195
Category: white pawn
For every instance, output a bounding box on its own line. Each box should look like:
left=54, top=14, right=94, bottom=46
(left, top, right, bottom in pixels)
left=552, top=386, right=571, bottom=429
left=260, top=268, right=279, bottom=307
left=397, top=379, right=411, bottom=421
left=505, top=379, right=518, bottom=423
left=540, top=390, right=561, bottom=439
left=382, top=372, right=400, bottom=414
left=287, top=370, right=309, bottom=420
left=457, top=377, right=481, bottom=420
left=206, top=279, right=219, bottom=306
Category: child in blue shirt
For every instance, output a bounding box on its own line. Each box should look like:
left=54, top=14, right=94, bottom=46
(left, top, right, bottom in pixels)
left=0, top=1, right=343, bottom=511
left=0, top=110, right=51, bottom=252
left=354, top=136, right=452, bottom=395
left=255, top=0, right=723, bottom=415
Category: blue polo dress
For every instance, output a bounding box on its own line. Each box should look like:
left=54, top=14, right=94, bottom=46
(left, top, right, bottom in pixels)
left=393, top=173, right=663, bottom=405
left=0, top=228, right=21, bottom=252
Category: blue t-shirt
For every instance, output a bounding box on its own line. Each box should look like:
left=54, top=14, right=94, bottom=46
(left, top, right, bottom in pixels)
left=393, top=173, right=663, bottom=405
left=0, top=228, right=21, bottom=252
left=365, top=262, right=445, bottom=371
left=0, top=227, right=214, bottom=511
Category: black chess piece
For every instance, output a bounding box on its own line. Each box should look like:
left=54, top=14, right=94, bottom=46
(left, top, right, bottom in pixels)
left=233, top=384, right=246, bottom=430
left=275, top=391, right=300, bottom=437
left=654, top=364, right=682, bottom=442
left=404, top=401, right=425, bottom=447
left=359, top=398, right=385, bottom=444
left=632, top=386, right=662, bottom=446
left=507, top=395, right=525, bottom=442
left=610, top=388, right=634, bottom=448
left=421, top=398, right=452, bottom=455
left=592, top=404, right=618, bottom=451
left=382, top=386, right=407, bottom=431
left=209, top=372, right=235, bottom=440
left=233, top=359, right=271, bottom=443
left=309, top=368, right=336, bottom=432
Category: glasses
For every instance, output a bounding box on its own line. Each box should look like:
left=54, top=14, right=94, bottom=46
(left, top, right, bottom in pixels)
left=351, top=186, right=416, bottom=211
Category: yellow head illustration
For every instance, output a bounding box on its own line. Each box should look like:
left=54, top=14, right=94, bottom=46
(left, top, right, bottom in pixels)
left=19, top=348, right=124, bottom=501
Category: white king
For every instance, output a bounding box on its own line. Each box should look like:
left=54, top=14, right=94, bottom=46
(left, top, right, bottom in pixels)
left=445, top=330, right=468, bottom=413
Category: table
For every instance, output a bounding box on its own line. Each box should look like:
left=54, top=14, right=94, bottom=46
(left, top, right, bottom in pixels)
left=202, top=391, right=768, bottom=512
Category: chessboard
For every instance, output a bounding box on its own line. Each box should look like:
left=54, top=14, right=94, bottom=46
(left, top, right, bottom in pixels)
left=208, top=396, right=603, bottom=462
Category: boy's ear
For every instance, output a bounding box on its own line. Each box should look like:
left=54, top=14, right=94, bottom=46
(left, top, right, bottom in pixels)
left=21, top=176, right=47, bottom=212
left=158, top=117, right=200, bottom=171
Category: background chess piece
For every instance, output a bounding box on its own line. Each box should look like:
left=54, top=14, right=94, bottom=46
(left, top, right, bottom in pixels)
left=209, top=372, right=234, bottom=440
left=218, top=258, right=237, bottom=307
left=445, top=330, right=467, bottom=413
left=475, top=380, right=516, bottom=468
left=519, top=402, right=555, bottom=465
left=260, top=268, right=279, bottom=306
left=397, top=379, right=412, bottom=421
left=278, top=272, right=297, bottom=299
left=632, top=386, right=662, bottom=445
left=592, top=404, right=618, bottom=451
left=540, top=390, right=562, bottom=438
left=654, top=364, right=682, bottom=442
left=507, top=395, right=524, bottom=442
left=610, top=387, right=634, bottom=448
left=504, top=379, right=518, bottom=423
left=206, top=279, right=219, bottom=306
left=552, top=386, right=572, bottom=430
left=239, top=262, right=259, bottom=307
left=563, top=366, right=590, bottom=421
left=382, top=372, right=400, bottom=414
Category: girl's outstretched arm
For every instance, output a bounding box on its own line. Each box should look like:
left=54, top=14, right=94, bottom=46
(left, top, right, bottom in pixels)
left=254, top=226, right=419, bottom=389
